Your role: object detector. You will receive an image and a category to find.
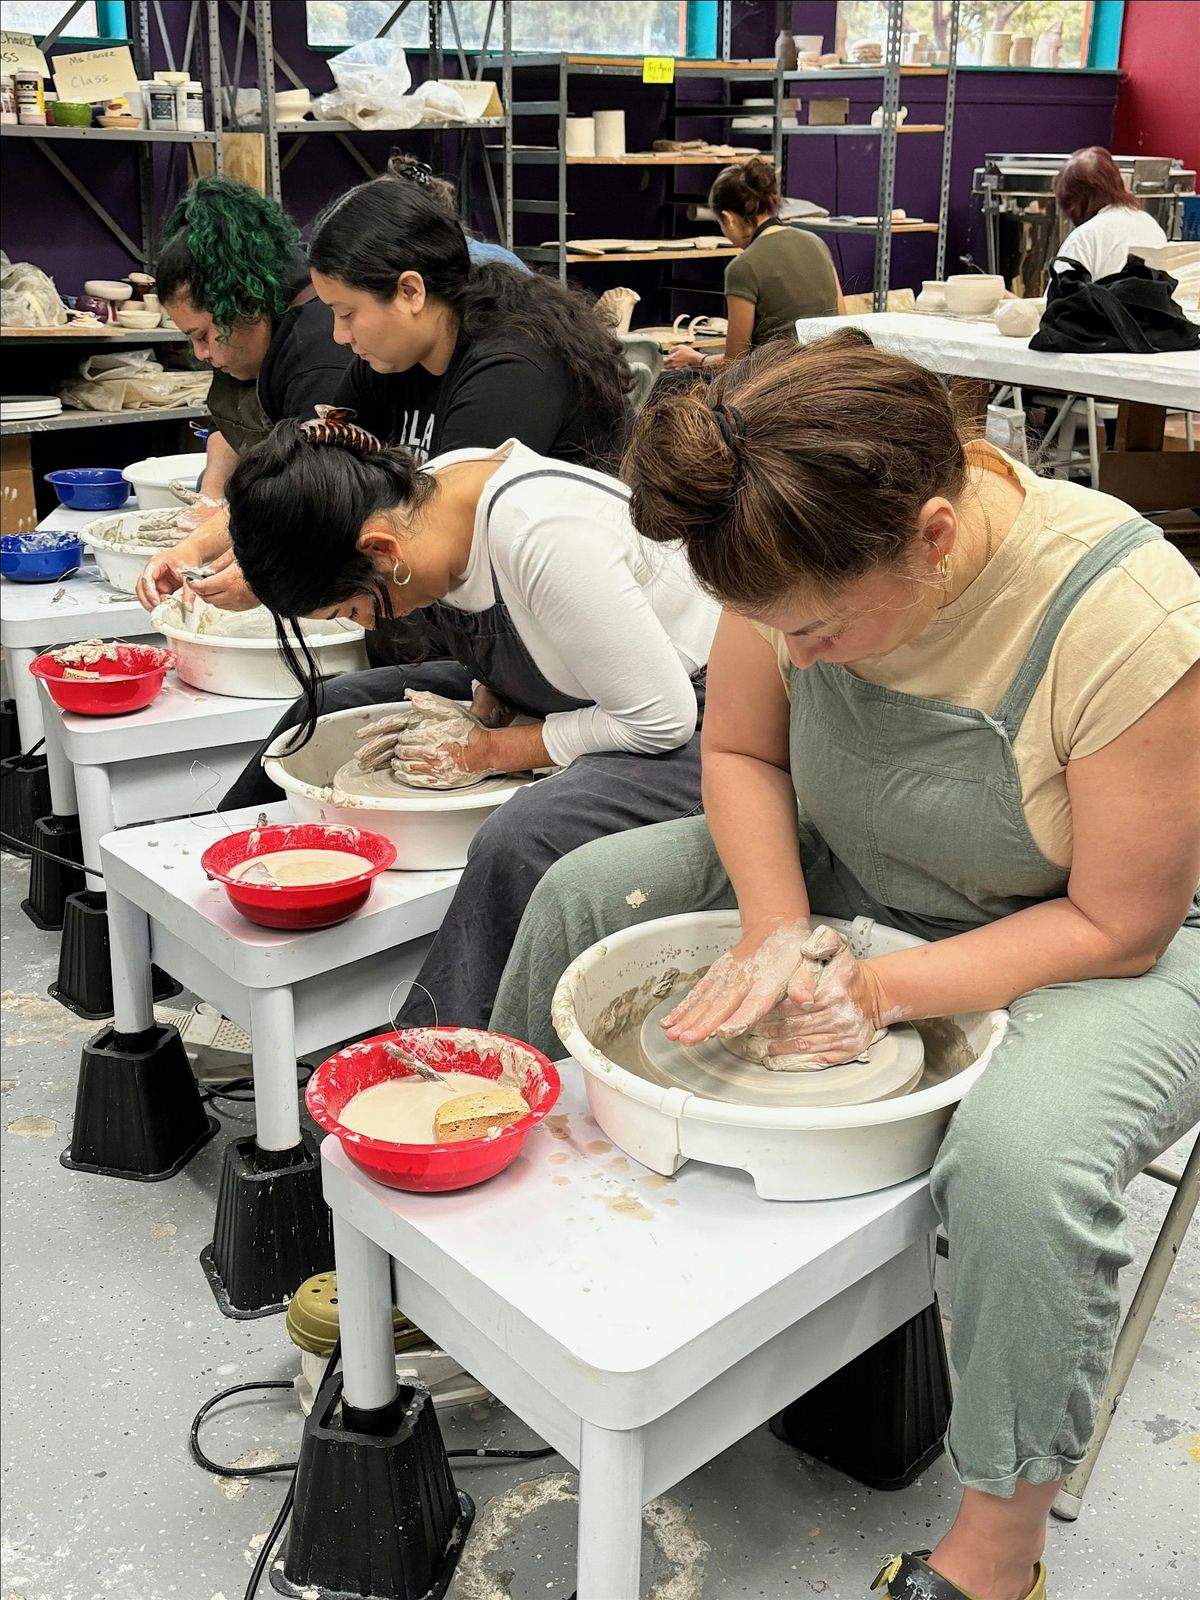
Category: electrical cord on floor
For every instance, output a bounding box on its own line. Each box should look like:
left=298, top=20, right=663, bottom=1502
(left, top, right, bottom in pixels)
left=0, top=827, right=101, bottom=876
left=188, top=1346, right=559, bottom=1600
left=197, top=1067, right=313, bottom=1110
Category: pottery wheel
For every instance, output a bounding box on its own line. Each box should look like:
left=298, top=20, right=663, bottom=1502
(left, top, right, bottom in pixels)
left=331, top=756, right=511, bottom=799
left=637, top=993, right=925, bottom=1108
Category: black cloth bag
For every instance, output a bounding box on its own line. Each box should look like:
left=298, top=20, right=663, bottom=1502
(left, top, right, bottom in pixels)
left=1030, top=254, right=1200, bottom=355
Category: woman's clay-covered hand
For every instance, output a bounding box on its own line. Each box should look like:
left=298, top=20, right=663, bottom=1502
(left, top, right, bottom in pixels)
left=660, top=916, right=819, bottom=1046
left=355, top=692, right=500, bottom=790
left=664, top=344, right=706, bottom=372
left=755, top=928, right=888, bottom=1065
left=136, top=550, right=186, bottom=610
left=185, top=550, right=258, bottom=611
left=172, top=495, right=225, bottom=535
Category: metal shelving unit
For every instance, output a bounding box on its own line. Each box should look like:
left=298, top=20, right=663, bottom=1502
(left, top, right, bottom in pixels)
left=0, top=404, right=208, bottom=438
left=779, top=5, right=960, bottom=309
left=223, top=0, right=513, bottom=245
left=0, top=0, right=224, bottom=270
left=501, top=54, right=782, bottom=284
left=1, top=329, right=187, bottom=344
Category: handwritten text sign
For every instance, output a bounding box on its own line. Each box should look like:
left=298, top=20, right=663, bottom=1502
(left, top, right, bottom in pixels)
left=52, top=44, right=140, bottom=101
left=642, top=56, right=676, bottom=84
left=0, top=30, right=49, bottom=76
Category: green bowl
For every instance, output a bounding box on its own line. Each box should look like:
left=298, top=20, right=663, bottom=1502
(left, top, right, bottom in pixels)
left=52, top=102, right=92, bottom=126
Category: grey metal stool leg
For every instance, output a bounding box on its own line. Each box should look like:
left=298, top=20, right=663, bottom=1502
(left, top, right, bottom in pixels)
left=1052, top=1134, right=1200, bottom=1520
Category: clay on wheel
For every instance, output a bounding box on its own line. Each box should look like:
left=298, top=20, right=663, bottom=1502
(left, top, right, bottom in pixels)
left=724, top=1025, right=887, bottom=1073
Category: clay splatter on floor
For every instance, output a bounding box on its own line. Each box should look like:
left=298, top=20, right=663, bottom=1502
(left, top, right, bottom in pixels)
left=586, top=1140, right=611, bottom=1156
left=1, top=990, right=96, bottom=1047
left=6, top=1116, right=57, bottom=1139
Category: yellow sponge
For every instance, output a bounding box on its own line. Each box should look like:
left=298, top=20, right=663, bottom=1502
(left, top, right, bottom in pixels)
left=433, top=1086, right=529, bottom=1143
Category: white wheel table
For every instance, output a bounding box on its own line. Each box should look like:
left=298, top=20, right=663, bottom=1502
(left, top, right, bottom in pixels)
left=320, top=1072, right=939, bottom=1600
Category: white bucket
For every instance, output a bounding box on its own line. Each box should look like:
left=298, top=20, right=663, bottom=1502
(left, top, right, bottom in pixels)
left=264, top=702, right=533, bottom=869
left=552, top=910, right=1008, bottom=1201
left=122, top=453, right=206, bottom=510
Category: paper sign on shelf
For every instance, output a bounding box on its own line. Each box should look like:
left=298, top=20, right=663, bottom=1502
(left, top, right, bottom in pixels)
left=0, top=30, right=49, bottom=76
left=52, top=44, right=140, bottom=101
left=642, top=57, right=676, bottom=84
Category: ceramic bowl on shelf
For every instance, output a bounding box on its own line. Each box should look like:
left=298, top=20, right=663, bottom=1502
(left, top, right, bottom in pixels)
left=944, top=274, right=1005, bottom=318
left=51, top=101, right=92, bottom=126
left=115, top=308, right=161, bottom=330
left=84, top=280, right=133, bottom=304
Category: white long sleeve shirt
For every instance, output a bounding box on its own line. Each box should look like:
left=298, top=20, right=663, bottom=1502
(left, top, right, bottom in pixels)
left=430, top=439, right=719, bottom=768
left=1058, top=204, right=1168, bottom=281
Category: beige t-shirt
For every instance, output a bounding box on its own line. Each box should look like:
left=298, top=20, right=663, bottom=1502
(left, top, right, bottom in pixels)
left=756, top=442, right=1200, bottom=867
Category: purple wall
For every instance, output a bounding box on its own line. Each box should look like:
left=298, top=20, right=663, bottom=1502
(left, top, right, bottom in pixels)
left=0, top=0, right=1117, bottom=306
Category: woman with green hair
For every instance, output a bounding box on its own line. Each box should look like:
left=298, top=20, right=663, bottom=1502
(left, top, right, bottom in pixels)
left=136, top=176, right=352, bottom=609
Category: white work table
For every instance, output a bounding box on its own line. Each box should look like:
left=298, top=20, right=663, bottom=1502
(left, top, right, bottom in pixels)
left=795, top=310, right=1200, bottom=410
left=1, top=557, right=159, bottom=748
left=321, top=1072, right=938, bottom=1600
left=100, top=801, right=458, bottom=1146
left=40, top=674, right=290, bottom=885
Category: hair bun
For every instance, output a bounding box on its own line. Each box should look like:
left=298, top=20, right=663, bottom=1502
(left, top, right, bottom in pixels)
left=299, top=406, right=385, bottom=456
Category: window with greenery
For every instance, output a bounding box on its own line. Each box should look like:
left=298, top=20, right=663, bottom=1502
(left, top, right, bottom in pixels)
left=3, top=1, right=100, bottom=36
left=307, top=1, right=689, bottom=55
left=838, top=2, right=1092, bottom=68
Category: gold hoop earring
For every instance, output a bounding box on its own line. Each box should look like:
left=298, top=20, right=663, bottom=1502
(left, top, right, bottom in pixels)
left=392, top=559, right=412, bottom=588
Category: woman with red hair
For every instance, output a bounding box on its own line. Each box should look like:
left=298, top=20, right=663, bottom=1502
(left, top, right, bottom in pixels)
left=1053, top=146, right=1167, bottom=280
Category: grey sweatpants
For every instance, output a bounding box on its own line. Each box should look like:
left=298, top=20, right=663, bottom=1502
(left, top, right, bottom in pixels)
left=490, top=815, right=1200, bottom=1495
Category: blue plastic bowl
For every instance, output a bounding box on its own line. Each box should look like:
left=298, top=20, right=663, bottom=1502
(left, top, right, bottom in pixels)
left=44, top=468, right=131, bottom=510
left=1, top=533, right=84, bottom=584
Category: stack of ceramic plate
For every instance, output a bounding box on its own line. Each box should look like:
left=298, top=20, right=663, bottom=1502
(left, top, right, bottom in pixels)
left=1, top=395, right=63, bottom=423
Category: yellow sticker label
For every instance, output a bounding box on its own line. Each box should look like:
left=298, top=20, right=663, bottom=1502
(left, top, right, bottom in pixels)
left=642, top=56, right=676, bottom=84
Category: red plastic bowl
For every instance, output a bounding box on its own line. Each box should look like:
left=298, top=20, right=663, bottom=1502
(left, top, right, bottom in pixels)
left=201, top=823, right=397, bottom=930
left=29, top=643, right=174, bottom=716
left=307, top=1026, right=562, bottom=1192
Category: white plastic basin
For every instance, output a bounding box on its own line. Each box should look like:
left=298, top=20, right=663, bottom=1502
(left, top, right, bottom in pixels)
left=264, top=702, right=532, bottom=870
left=553, top=910, right=1008, bottom=1201
left=122, top=453, right=206, bottom=510
left=152, top=610, right=366, bottom=699
left=78, top=508, right=179, bottom=594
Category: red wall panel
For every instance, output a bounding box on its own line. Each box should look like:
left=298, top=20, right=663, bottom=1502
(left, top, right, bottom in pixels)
left=1113, top=0, right=1200, bottom=171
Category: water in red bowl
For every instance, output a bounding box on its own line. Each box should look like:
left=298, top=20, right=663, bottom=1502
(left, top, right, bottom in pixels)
left=307, top=1027, right=561, bottom=1192
left=201, top=822, right=396, bottom=930
left=29, top=642, right=174, bottom=716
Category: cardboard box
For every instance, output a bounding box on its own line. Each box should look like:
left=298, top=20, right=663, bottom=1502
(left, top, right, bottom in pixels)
left=809, top=97, right=849, bottom=126
left=1, top=435, right=37, bottom=534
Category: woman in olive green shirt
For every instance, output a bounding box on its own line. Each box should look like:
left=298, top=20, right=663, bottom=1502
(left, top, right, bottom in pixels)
left=666, top=157, right=844, bottom=374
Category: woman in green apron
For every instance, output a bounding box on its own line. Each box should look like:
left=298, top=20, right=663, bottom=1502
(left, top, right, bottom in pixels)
left=492, top=333, right=1200, bottom=1600
left=135, top=176, right=353, bottom=611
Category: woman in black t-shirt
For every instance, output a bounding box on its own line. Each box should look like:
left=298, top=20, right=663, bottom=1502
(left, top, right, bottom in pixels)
left=312, top=165, right=631, bottom=468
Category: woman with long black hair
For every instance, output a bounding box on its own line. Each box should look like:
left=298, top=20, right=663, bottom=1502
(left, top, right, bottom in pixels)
left=313, top=165, right=630, bottom=467
left=220, top=416, right=717, bottom=1031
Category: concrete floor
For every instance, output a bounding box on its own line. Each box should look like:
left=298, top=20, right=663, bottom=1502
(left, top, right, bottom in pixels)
left=1, top=847, right=1196, bottom=1600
